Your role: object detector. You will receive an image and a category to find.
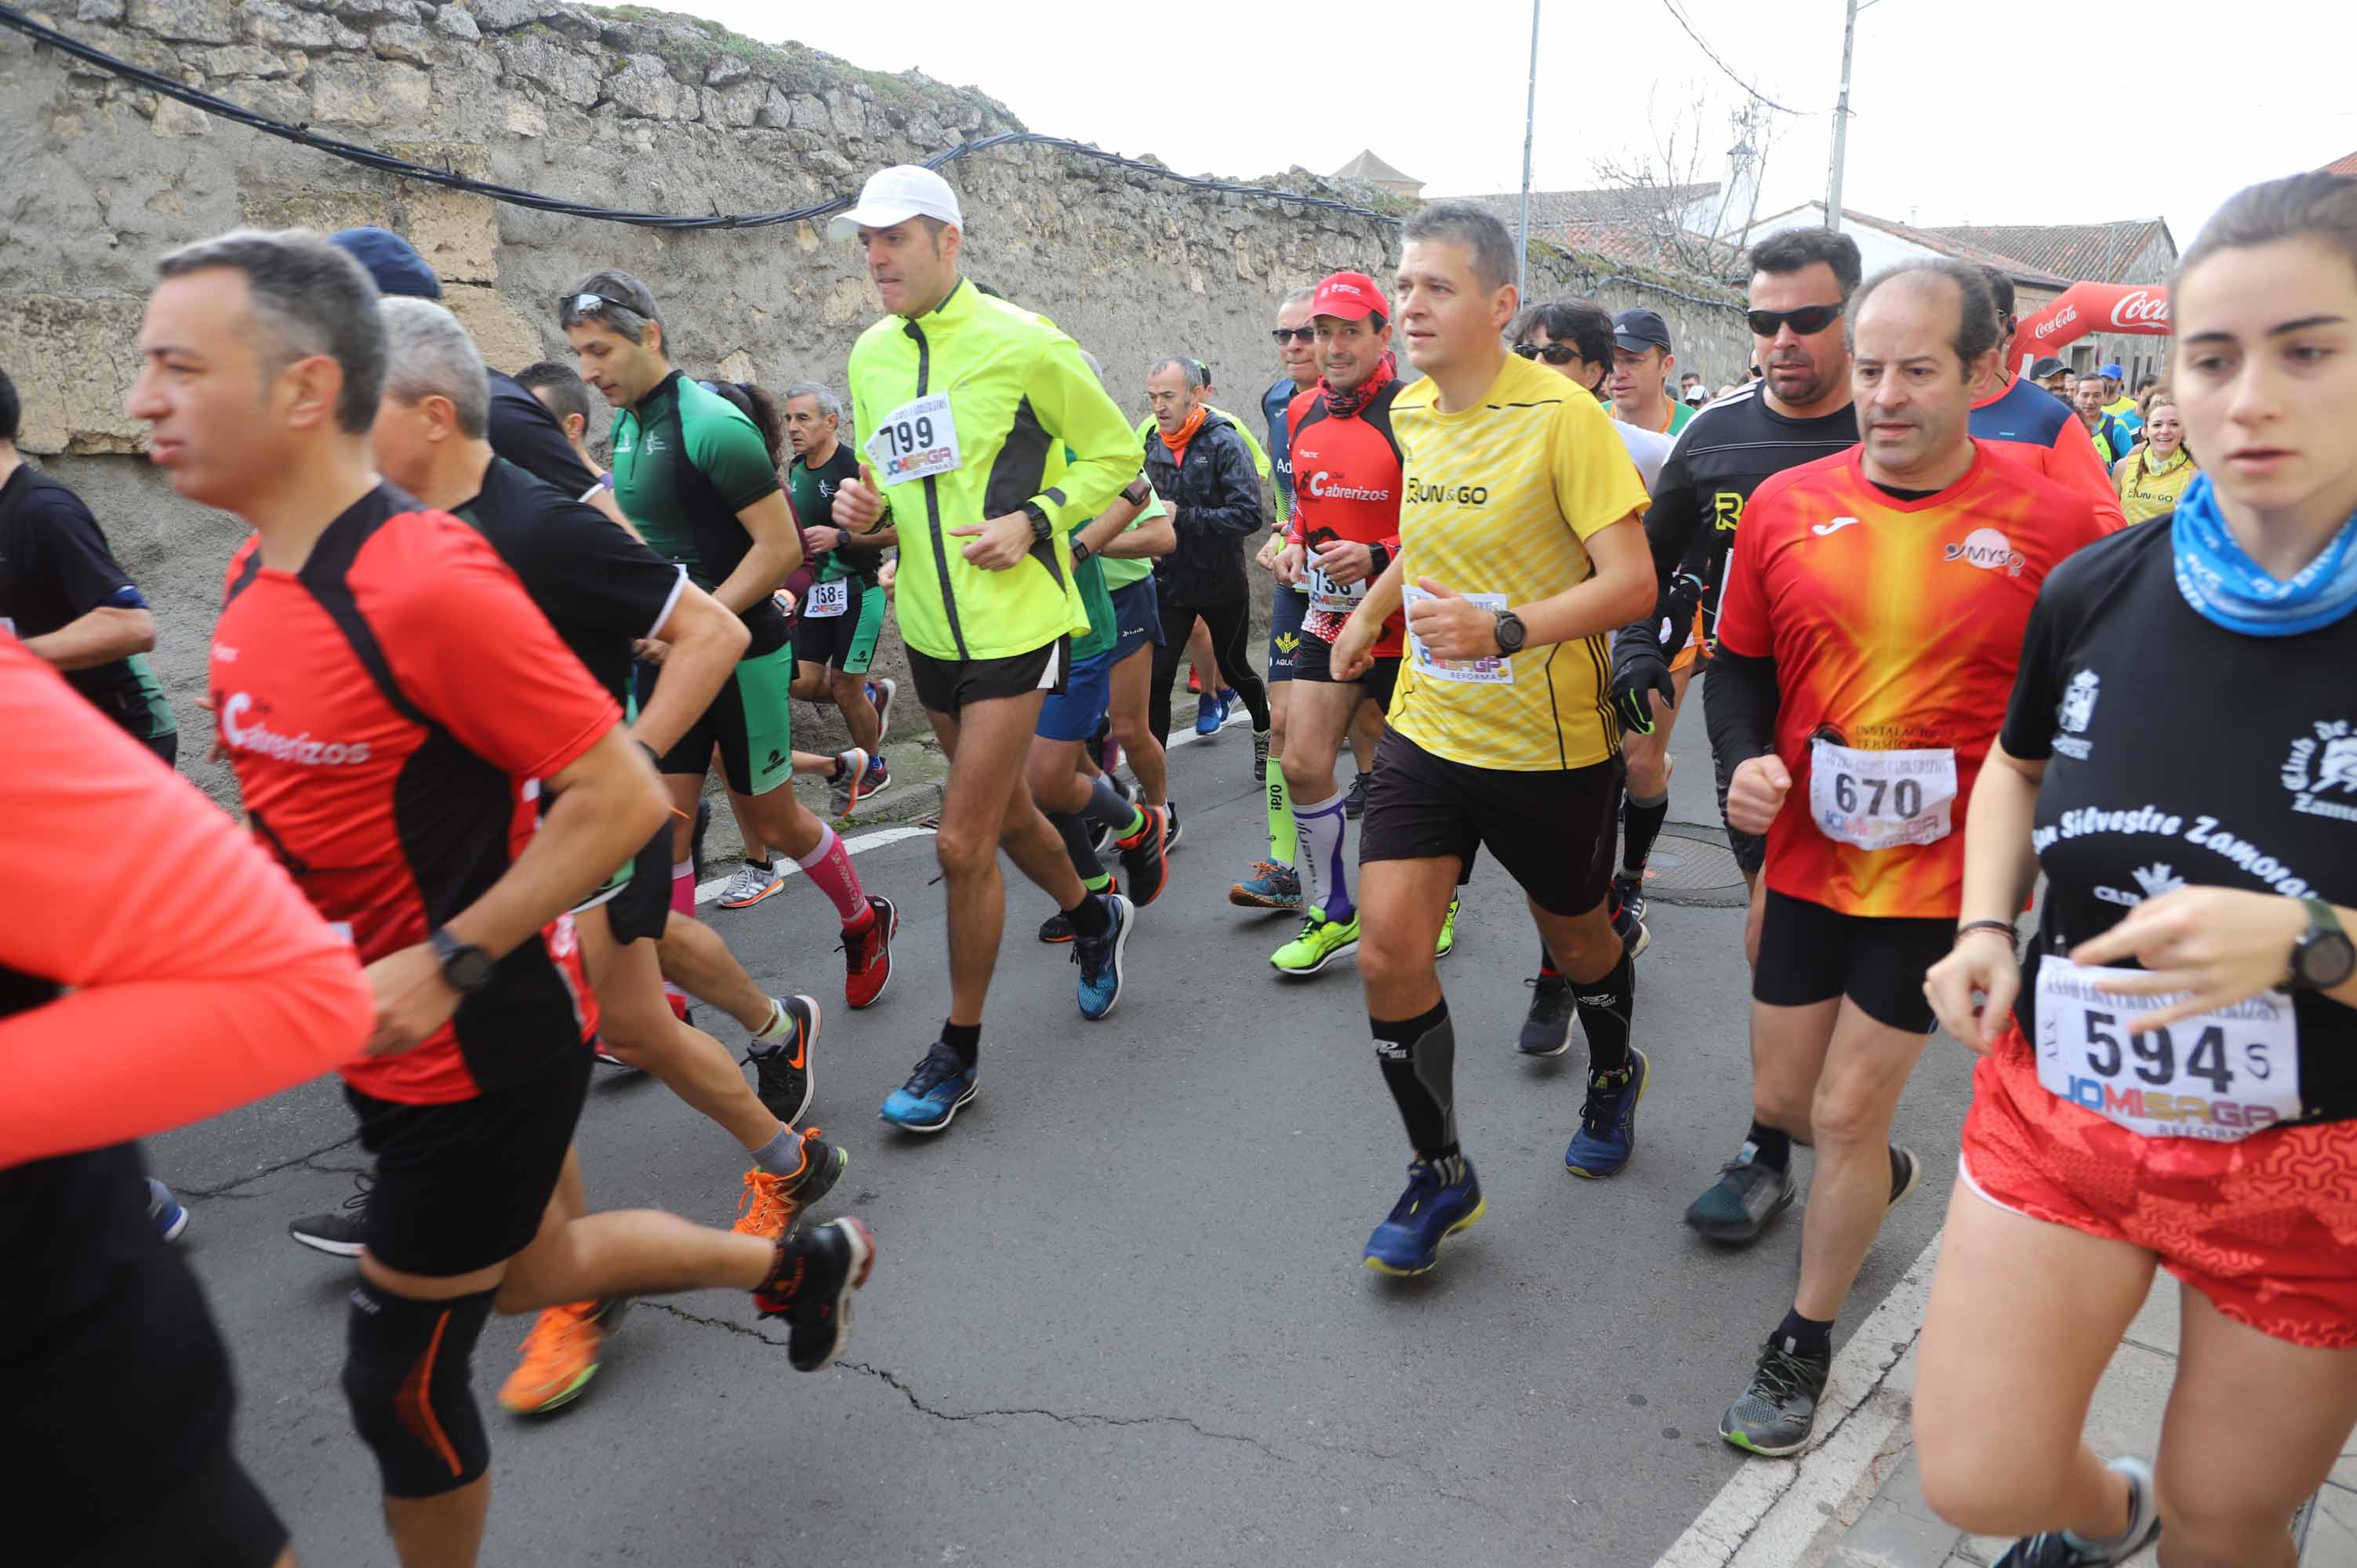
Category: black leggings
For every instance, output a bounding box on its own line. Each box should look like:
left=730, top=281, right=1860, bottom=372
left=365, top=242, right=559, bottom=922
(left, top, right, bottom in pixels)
left=1149, top=598, right=1271, bottom=746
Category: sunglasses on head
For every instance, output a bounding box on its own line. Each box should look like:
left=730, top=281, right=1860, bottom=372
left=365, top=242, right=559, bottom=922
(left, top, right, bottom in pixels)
left=1513, top=342, right=1581, bottom=365
left=567, top=291, right=639, bottom=318
left=1746, top=303, right=1843, bottom=338
left=1270, top=326, right=1317, bottom=344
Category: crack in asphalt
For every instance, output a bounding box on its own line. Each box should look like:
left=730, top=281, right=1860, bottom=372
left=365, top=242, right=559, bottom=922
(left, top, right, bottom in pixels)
left=177, top=1135, right=365, bottom=1200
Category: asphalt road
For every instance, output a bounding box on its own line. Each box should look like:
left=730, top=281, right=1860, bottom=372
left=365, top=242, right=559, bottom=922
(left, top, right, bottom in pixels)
left=150, top=706, right=1974, bottom=1568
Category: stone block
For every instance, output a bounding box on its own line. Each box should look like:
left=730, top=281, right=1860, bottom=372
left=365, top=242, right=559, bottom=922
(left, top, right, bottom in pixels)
left=543, top=5, right=599, bottom=42
left=198, top=44, right=293, bottom=78
left=242, top=0, right=340, bottom=49
left=76, top=0, right=126, bottom=23
left=128, top=0, right=239, bottom=44
left=150, top=93, right=212, bottom=136
left=309, top=59, right=429, bottom=126
left=710, top=80, right=761, bottom=129
left=0, top=295, right=151, bottom=456
left=607, top=53, right=686, bottom=120
left=212, top=76, right=311, bottom=122
left=370, top=22, right=431, bottom=64
left=704, top=53, right=748, bottom=88
left=405, top=186, right=496, bottom=285
left=443, top=282, right=540, bottom=372
left=463, top=0, right=539, bottom=28
left=431, top=4, right=478, bottom=40
left=497, top=33, right=597, bottom=106
left=503, top=94, right=545, bottom=137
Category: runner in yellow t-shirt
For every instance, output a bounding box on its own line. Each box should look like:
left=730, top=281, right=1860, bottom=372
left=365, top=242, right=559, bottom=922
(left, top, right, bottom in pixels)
left=1327, top=202, right=1654, bottom=1276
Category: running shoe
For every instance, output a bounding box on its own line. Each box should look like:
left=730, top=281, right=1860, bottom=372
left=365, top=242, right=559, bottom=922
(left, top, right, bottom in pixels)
left=1115, top=806, right=1170, bottom=908
left=1611, top=897, right=1653, bottom=961
left=1039, top=877, right=1118, bottom=944
left=1193, top=691, right=1228, bottom=736
left=1436, top=893, right=1461, bottom=959
left=1611, top=872, right=1648, bottom=932
left=1720, top=1334, right=1832, bottom=1456
left=591, top=1034, right=641, bottom=1071
left=1520, top=974, right=1573, bottom=1056
left=1888, top=1145, right=1923, bottom=1208
left=1271, top=907, right=1360, bottom=976
left=1683, top=1144, right=1798, bottom=1243
left=881, top=1041, right=977, bottom=1132
left=749, top=993, right=822, bottom=1126
left=717, top=858, right=784, bottom=909
left=730, top=1129, right=847, bottom=1241
left=827, top=746, right=873, bottom=818
left=1073, top=892, right=1135, bottom=1021
left=756, top=1218, right=875, bottom=1372
left=1229, top=860, right=1304, bottom=910
left=147, top=1177, right=188, bottom=1244
left=1162, top=802, right=1183, bottom=852
left=863, top=753, right=891, bottom=795
left=841, top=893, right=898, bottom=1009
left=289, top=1174, right=372, bottom=1258
left=499, top=1298, right=630, bottom=1415
left=1991, top=1457, right=2161, bottom=1566
left=1564, top=1048, right=1649, bottom=1178
left=1187, top=668, right=1202, bottom=694
left=1343, top=771, right=1371, bottom=820
left=866, top=677, right=897, bottom=745
left=1089, top=778, right=1138, bottom=857
left=1362, top=1155, right=1485, bottom=1276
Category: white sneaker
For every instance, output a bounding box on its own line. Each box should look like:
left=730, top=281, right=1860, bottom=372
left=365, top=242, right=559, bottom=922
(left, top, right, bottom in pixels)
left=717, top=858, right=784, bottom=909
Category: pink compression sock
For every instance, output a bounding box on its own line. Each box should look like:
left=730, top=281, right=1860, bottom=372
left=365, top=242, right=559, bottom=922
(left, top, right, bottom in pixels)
left=794, top=825, right=872, bottom=928
left=670, top=858, right=696, bottom=919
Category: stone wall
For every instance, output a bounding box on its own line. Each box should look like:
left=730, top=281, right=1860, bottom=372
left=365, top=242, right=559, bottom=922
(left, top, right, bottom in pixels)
left=0, top=0, right=1746, bottom=805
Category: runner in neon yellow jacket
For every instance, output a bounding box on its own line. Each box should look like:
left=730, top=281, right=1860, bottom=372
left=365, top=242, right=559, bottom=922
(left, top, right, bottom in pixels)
left=844, top=278, right=1136, bottom=662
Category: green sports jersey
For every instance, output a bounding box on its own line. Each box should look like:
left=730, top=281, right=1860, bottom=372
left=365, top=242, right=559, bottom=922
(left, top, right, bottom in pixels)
left=1095, top=487, right=1166, bottom=590
left=1044, top=443, right=1118, bottom=662
left=845, top=277, right=1135, bottom=662
left=611, top=371, right=790, bottom=654
left=786, top=442, right=882, bottom=586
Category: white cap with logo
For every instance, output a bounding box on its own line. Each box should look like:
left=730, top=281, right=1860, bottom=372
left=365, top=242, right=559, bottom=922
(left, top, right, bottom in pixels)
left=828, top=165, right=964, bottom=240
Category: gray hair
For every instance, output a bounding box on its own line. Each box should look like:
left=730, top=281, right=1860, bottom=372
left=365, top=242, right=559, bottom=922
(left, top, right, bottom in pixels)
left=379, top=297, right=489, bottom=439
left=155, top=227, right=385, bottom=434
left=1401, top=201, right=1519, bottom=294
left=1149, top=356, right=1211, bottom=390
left=780, top=380, right=843, bottom=419
left=558, top=268, right=664, bottom=347
left=1278, top=285, right=1316, bottom=312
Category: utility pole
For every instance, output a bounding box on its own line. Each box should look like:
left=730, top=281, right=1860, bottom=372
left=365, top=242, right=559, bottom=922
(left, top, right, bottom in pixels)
left=1825, top=0, right=1875, bottom=232
left=1516, top=0, right=1539, bottom=298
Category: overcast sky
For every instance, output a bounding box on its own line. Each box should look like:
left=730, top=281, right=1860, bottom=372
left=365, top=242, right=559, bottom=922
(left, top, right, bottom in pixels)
left=654, top=0, right=2348, bottom=263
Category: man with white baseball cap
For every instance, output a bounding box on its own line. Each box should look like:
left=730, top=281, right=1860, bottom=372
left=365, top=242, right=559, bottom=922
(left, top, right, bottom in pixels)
left=827, top=164, right=964, bottom=241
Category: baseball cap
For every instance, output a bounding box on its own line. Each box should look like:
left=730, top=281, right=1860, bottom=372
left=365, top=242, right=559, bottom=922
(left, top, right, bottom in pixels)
left=329, top=226, right=440, bottom=299
left=828, top=165, right=963, bottom=240
left=1309, top=270, right=1389, bottom=321
left=1612, top=308, right=1672, bottom=353
left=2030, top=356, right=2067, bottom=379
left=2100, top=362, right=2123, bottom=379
left=1683, top=385, right=1708, bottom=405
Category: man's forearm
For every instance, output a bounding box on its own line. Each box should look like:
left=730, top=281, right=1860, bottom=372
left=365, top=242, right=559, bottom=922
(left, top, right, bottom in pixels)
left=441, top=733, right=664, bottom=958
left=1352, top=554, right=1408, bottom=635
left=25, top=606, right=155, bottom=671
left=709, top=535, right=800, bottom=616
left=1704, top=649, right=1780, bottom=766
left=632, top=604, right=746, bottom=757
left=1076, top=491, right=1147, bottom=556
left=1104, top=517, right=1175, bottom=559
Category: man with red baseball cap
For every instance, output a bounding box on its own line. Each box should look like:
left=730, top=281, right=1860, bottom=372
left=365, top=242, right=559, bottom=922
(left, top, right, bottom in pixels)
left=1267, top=271, right=1459, bottom=976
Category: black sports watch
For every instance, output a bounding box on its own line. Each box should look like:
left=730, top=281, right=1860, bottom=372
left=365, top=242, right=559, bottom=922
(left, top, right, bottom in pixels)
left=1491, top=608, right=1528, bottom=656
left=1070, top=536, right=1093, bottom=566
left=2290, top=899, right=2356, bottom=992
left=428, top=927, right=497, bottom=996
left=1022, top=501, right=1054, bottom=543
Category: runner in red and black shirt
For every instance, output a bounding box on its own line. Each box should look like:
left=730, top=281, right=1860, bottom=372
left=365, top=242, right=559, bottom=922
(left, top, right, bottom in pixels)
left=131, top=229, right=872, bottom=1565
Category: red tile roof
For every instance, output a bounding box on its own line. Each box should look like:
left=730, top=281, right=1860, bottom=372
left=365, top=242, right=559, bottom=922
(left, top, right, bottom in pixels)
left=2323, top=150, right=2357, bottom=176
left=1917, top=220, right=2174, bottom=283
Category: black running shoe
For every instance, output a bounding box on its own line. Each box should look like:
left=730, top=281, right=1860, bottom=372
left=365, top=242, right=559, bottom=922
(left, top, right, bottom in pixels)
left=289, top=1174, right=372, bottom=1258
left=1040, top=907, right=1074, bottom=944
left=1117, top=805, right=1170, bottom=908
left=1519, top=973, right=1574, bottom=1056
left=1162, top=803, right=1184, bottom=852
left=754, top=1217, right=875, bottom=1371
left=1720, top=1334, right=1833, bottom=1456
left=1343, top=771, right=1370, bottom=819
left=1888, top=1145, right=1923, bottom=1209
left=1683, top=1144, right=1797, bottom=1243
left=749, top=994, right=821, bottom=1127
left=1611, top=872, right=1647, bottom=931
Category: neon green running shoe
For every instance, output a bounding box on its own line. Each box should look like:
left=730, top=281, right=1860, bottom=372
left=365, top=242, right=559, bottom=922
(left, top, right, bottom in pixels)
left=1436, top=893, right=1462, bottom=959
left=1270, top=907, right=1360, bottom=976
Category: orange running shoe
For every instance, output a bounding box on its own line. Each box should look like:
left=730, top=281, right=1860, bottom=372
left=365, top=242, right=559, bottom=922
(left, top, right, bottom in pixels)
left=498, top=1298, right=627, bottom=1414
left=728, top=1129, right=848, bottom=1241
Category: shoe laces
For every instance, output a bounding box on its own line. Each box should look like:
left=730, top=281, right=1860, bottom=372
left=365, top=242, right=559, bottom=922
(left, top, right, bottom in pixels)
left=906, top=1044, right=965, bottom=1096
left=838, top=914, right=883, bottom=970
left=1750, top=1339, right=1824, bottom=1399
left=733, top=1169, right=797, bottom=1236
left=341, top=1173, right=375, bottom=1214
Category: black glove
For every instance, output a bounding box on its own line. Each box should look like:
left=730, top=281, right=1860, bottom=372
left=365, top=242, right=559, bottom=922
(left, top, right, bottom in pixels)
left=1610, top=626, right=1676, bottom=737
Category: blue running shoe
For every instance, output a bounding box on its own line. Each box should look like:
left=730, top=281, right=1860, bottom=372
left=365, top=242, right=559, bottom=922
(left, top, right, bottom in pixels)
left=1193, top=691, right=1228, bottom=737
left=1072, top=892, right=1134, bottom=1021
left=1564, top=1047, right=1649, bottom=1178
left=880, top=1041, right=977, bottom=1133
left=1362, top=1156, right=1484, bottom=1276
left=147, top=1177, right=189, bottom=1244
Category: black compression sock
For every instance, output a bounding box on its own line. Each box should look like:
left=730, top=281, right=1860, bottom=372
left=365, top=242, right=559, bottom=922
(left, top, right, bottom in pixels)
left=941, top=1020, right=981, bottom=1069
left=1080, top=773, right=1146, bottom=837
left=1571, top=953, right=1634, bottom=1075
left=1537, top=944, right=1561, bottom=980
left=1371, top=1001, right=1458, bottom=1160
left=1623, top=791, right=1669, bottom=875
left=1065, top=890, right=1114, bottom=941
left=1747, top=1120, right=1792, bottom=1171
left=1774, top=1308, right=1834, bottom=1359
left=1049, top=811, right=1101, bottom=883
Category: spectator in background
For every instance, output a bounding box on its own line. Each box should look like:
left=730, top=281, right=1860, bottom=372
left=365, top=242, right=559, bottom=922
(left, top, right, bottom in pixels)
left=515, top=359, right=610, bottom=499
left=2032, top=355, right=2071, bottom=402
left=2113, top=383, right=2196, bottom=525
left=1608, top=309, right=1693, bottom=437
left=2072, top=375, right=2134, bottom=464
left=2099, top=361, right=2141, bottom=428
left=1680, top=371, right=1707, bottom=405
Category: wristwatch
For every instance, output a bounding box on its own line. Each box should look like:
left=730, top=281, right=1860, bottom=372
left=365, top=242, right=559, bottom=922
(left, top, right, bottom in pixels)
left=2290, top=898, right=2356, bottom=991
left=428, top=927, right=497, bottom=995
left=1021, top=501, right=1054, bottom=543
left=1070, top=537, right=1093, bottom=566
left=1491, top=608, right=1528, bottom=655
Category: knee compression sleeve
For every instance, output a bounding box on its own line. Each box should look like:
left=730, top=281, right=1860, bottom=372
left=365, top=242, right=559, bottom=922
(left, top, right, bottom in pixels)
left=343, top=1282, right=496, bottom=1498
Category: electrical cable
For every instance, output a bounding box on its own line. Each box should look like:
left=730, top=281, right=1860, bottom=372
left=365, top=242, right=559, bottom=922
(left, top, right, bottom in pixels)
left=1657, top=0, right=1809, bottom=117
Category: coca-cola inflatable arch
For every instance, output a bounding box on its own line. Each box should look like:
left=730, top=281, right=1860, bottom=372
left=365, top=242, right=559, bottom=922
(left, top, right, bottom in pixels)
left=2011, top=281, right=2170, bottom=372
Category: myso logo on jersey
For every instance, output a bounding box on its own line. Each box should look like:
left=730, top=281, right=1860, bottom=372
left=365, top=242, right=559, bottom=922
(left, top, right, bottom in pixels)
left=1944, top=527, right=2026, bottom=576
left=219, top=692, right=372, bottom=767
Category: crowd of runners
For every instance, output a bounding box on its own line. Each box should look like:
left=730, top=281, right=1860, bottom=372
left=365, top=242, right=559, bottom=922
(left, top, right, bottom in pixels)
left=5, top=158, right=2356, bottom=1568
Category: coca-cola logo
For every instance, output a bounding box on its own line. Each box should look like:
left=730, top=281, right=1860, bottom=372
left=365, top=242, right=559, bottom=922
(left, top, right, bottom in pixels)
left=2109, top=289, right=2170, bottom=328
left=2032, top=305, right=2077, bottom=341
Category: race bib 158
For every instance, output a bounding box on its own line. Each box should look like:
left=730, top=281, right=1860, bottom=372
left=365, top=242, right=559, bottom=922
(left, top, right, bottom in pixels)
left=804, top=579, right=850, bottom=619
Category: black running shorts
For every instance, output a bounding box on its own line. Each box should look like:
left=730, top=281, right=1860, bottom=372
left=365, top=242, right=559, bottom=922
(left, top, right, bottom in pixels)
left=1751, top=888, right=1950, bottom=1034
left=1359, top=728, right=1616, bottom=916
left=342, top=1044, right=592, bottom=1277
left=601, top=822, right=674, bottom=946
left=907, top=637, right=1068, bottom=719
left=1292, top=630, right=1400, bottom=713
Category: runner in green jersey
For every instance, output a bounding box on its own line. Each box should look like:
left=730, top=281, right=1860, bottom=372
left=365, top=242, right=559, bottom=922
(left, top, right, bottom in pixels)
left=782, top=381, right=895, bottom=813
left=829, top=165, right=1141, bottom=1131
left=562, top=271, right=897, bottom=1013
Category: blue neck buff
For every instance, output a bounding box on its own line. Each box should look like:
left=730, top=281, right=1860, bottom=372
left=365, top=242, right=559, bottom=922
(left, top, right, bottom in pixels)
left=2172, top=472, right=2357, bottom=637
